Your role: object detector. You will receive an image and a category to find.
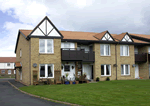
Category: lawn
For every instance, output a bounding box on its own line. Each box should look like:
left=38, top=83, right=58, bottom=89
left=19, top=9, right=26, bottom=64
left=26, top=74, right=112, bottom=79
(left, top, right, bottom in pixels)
left=19, top=80, right=150, bottom=106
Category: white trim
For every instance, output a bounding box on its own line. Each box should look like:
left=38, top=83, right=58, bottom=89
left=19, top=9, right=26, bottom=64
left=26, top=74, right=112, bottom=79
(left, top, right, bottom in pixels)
left=101, top=64, right=111, bottom=76
left=39, top=64, right=54, bottom=78
left=120, top=45, right=129, bottom=56
left=39, top=39, right=54, bottom=54
left=8, top=70, right=11, bottom=74
left=121, top=64, right=130, bottom=75
left=100, top=44, right=111, bottom=56
left=20, top=49, right=22, bottom=57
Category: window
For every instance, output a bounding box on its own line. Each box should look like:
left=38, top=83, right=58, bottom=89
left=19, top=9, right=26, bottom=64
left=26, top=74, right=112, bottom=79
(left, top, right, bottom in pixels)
left=64, top=65, right=70, bottom=72
left=8, top=70, right=11, bottom=74
left=100, top=44, right=110, bottom=56
left=20, top=49, right=22, bottom=57
left=40, top=64, right=54, bottom=78
left=121, top=64, right=130, bottom=75
left=14, top=70, right=16, bottom=74
left=120, top=45, right=129, bottom=56
left=7, top=63, right=10, bottom=66
left=101, top=65, right=111, bottom=76
left=1, top=70, right=5, bottom=74
left=39, top=39, right=54, bottom=53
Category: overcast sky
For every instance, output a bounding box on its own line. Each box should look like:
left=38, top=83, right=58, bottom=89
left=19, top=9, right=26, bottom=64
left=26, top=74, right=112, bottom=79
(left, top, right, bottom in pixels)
left=0, top=0, right=150, bottom=57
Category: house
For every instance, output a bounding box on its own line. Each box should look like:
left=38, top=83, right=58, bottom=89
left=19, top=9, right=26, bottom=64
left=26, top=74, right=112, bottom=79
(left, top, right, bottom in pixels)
left=14, top=16, right=150, bottom=85
left=0, top=57, right=16, bottom=77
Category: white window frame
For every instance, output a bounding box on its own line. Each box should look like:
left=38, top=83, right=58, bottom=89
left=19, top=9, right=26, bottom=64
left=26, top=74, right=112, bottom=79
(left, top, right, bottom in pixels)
left=20, top=49, right=22, bottom=57
left=120, top=45, right=129, bottom=56
left=1, top=70, right=5, bottom=74
left=7, top=63, right=10, bottom=66
left=121, top=64, right=130, bottom=75
left=39, top=39, right=54, bottom=53
left=8, top=70, right=11, bottom=74
left=39, top=64, right=54, bottom=78
left=100, top=44, right=111, bottom=56
left=101, top=64, right=111, bottom=76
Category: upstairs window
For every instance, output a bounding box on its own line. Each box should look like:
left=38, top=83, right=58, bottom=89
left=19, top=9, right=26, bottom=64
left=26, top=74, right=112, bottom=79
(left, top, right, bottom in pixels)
left=39, top=39, right=54, bottom=53
left=120, top=45, right=129, bottom=56
left=100, top=44, right=110, bottom=56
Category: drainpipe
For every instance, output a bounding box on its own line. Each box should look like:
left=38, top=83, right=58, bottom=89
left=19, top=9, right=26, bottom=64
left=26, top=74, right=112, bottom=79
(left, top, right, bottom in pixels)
left=115, top=43, right=118, bottom=80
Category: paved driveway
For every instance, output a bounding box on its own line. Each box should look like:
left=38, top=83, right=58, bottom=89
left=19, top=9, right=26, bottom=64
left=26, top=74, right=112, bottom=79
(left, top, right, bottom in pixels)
left=0, top=79, right=69, bottom=106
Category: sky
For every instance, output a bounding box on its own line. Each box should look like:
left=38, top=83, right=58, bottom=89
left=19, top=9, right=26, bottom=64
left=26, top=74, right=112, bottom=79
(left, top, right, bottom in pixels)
left=0, top=0, right=150, bottom=57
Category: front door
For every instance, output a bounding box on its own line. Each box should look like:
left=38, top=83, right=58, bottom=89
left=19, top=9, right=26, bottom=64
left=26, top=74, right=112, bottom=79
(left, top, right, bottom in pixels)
left=83, top=64, right=92, bottom=80
left=135, top=64, right=139, bottom=78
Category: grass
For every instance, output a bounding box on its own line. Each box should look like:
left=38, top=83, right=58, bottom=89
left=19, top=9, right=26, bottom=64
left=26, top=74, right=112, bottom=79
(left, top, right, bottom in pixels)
left=19, top=79, right=150, bottom=106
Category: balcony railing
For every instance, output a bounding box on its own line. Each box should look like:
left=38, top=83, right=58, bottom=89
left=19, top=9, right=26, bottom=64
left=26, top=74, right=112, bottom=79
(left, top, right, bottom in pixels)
left=61, top=48, right=95, bottom=62
left=135, top=52, right=147, bottom=63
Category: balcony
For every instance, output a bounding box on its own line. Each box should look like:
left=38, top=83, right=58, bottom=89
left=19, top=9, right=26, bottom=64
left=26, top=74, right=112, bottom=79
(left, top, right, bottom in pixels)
left=135, top=52, right=147, bottom=63
left=61, top=48, right=95, bottom=62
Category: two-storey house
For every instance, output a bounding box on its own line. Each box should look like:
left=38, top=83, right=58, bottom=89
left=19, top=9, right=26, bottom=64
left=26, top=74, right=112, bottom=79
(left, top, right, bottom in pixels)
left=14, top=16, right=150, bottom=85
left=0, top=57, right=16, bottom=77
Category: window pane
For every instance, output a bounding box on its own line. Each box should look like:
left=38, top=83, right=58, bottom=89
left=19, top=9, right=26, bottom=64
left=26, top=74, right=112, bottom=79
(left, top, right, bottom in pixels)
left=1, top=70, right=5, bottom=74
left=39, top=39, right=45, bottom=52
left=105, top=45, right=110, bottom=55
left=8, top=70, right=11, bottom=74
left=121, top=65, right=124, bottom=75
left=47, top=40, right=53, bottom=53
left=100, top=45, right=104, bottom=55
left=125, top=46, right=128, bottom=56
left=40, top=65, right=45, bottom=77
left=120, top=46, right=123, bottom=56
left=101, top=65, right=104, bottom=75
left=48, top=65, right=53, bottom=77
left=64, top=65, right=70, bottom=72
left=125, top=65, right=129, bottom=74
left=106, top=65, right=110, bottom=75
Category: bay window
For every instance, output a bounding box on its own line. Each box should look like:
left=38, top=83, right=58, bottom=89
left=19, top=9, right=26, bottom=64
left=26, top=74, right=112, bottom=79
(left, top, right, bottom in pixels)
left=39, top=39, right=54, bottom=53
left=120, top=45, right=129, bottom=56
left=121, top=64, right=130, bottom=75
left=100, top=44, right=110, bottom=56
left=40, top=64, right=54, bottom=78
left=101, top=64, right=111, bottom=76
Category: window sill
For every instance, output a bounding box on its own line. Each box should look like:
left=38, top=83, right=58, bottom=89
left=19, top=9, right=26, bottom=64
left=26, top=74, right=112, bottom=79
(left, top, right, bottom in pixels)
left=120, top=56, right=129, bottom=57
left=101, top=75, right=111, bottom=77
left=39, top=53, right=54, bottom=55
left=121, top=75, right=130, bottom=76
left=39, top=77, right=54, bottom=79
left=100, top=55, right=111, bottom=57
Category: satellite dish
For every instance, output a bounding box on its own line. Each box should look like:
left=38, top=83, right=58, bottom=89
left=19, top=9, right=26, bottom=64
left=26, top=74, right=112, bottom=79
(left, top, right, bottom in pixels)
left=33, top=63, right=37, bottom=68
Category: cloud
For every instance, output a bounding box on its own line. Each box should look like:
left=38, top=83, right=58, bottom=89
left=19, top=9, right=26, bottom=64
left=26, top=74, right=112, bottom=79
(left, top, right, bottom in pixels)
left=1, top=0, right=150, bottom=57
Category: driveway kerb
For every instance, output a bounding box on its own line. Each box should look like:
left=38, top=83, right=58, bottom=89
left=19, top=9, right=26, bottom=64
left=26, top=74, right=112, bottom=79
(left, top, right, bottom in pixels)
left=7, top=81, right=82, bottom=106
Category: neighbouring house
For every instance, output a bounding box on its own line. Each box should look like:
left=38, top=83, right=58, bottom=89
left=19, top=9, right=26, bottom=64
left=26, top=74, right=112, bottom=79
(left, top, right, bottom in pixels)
left=14, top=16, right=150, bottom=85
left=0, top=57, right=16, bottom=77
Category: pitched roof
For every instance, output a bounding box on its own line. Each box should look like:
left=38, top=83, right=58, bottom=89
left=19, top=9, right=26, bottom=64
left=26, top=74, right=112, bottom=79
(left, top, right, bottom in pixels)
left=60, top=31, right=98, bottom=41
left=129, top=33, right=150, bottom=39
left=0, top=57, right=16, bottom=63
left=15, top=62, right=22, bottom=67
left=18, top=29, right=150, bottom=44
left=93, top=31, right=107, bottom=40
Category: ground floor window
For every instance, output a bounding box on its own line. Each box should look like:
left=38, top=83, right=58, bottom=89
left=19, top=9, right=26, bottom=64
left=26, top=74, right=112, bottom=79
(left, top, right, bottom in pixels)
left=14, top=70, right=16, bottom=74
left=1, top=70, right=5, bottom=74
left=121, top=64, right=130, bottom=75
left=101, top=64, right=111, bottom=76
left=40, top=64, right=54, bottom=78
left=8, top=70, right=11, bottom=74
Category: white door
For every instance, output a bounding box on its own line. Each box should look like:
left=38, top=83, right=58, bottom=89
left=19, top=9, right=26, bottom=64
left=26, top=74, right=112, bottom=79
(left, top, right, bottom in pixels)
left=19, top=70, right=22, bottom=80
left=135, top=64, right=139, bottom=78
left=83, top=64, right=92, bottom=79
